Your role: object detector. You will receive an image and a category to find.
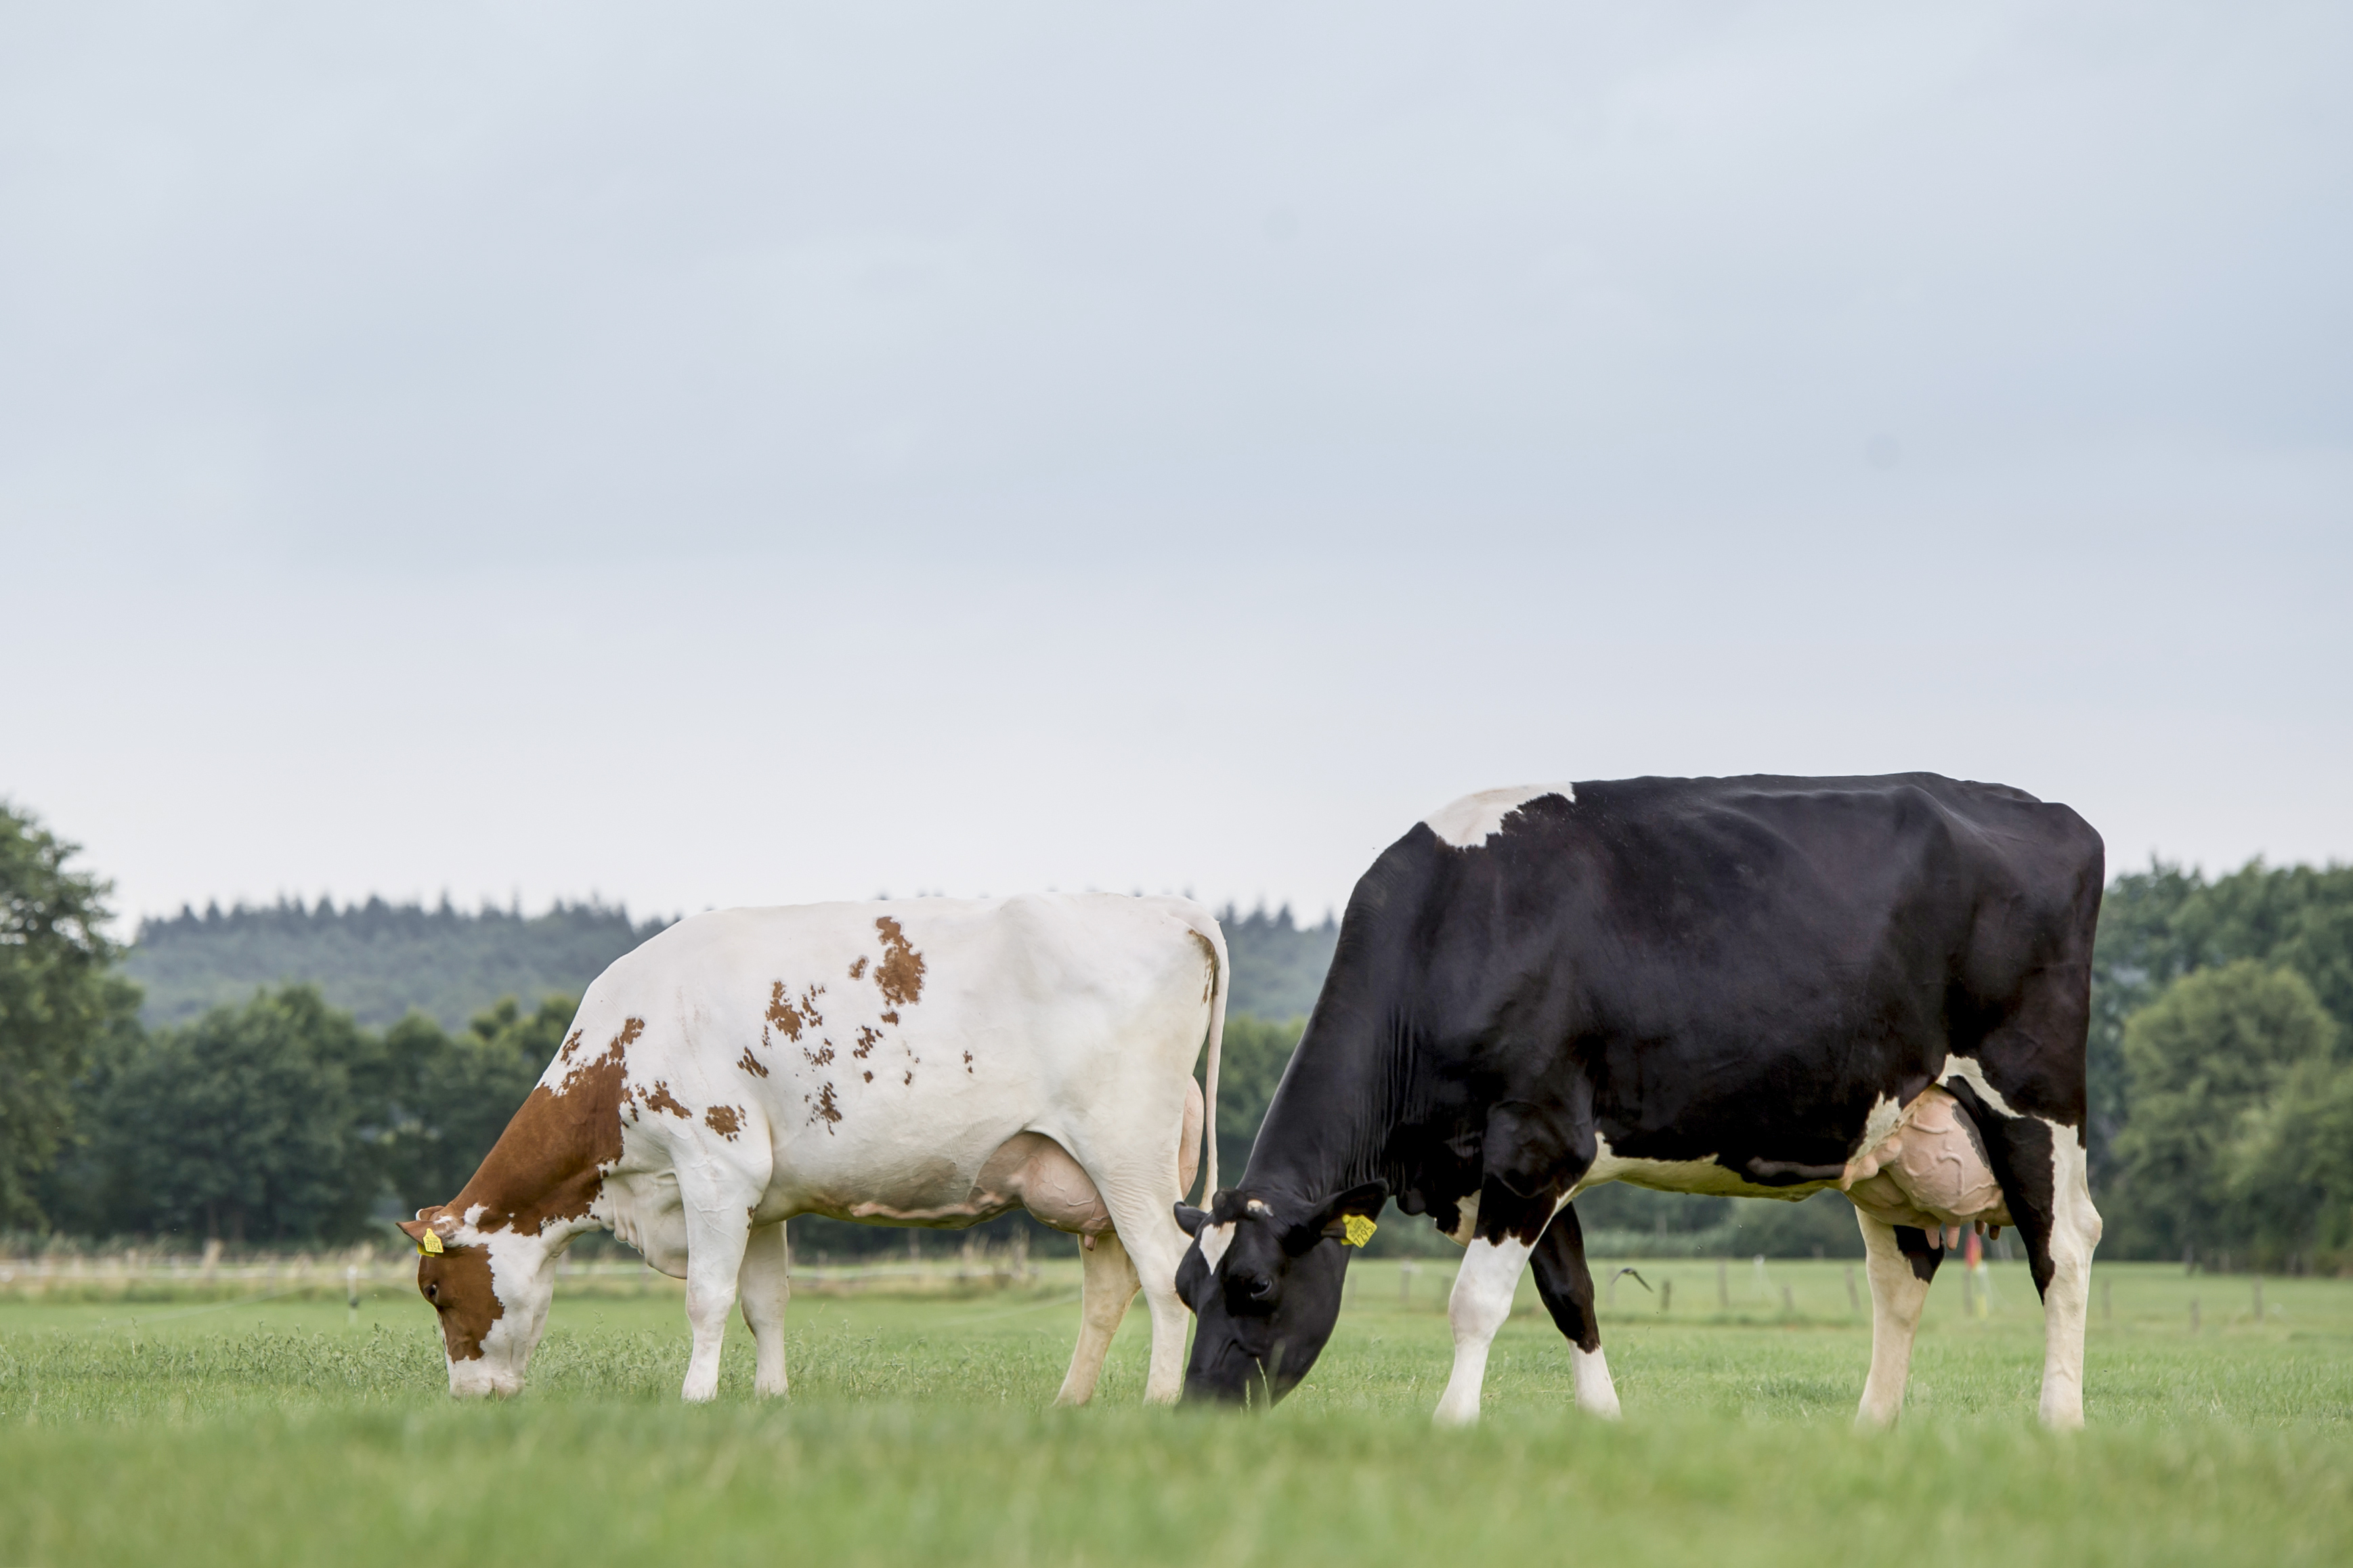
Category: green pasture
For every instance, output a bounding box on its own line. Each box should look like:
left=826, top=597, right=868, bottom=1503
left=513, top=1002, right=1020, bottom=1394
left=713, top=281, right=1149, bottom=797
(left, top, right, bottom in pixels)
left=3, top=1257, right=2350, bottom=1566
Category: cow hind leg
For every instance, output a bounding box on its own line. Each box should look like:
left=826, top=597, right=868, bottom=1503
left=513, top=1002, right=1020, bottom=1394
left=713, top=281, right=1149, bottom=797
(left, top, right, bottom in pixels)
left=1528, top=1205, right=1619, bottom=1418
left=2033, top=1126, right=2102, bottom=1430
left=1054, top=1229, right=1140, bottom=1407
left=1084, top=1176, right=1194, bottom=1406
left=737, top=1222, right=791, bottom=1397
left=1435, top=1234, right=1536, bottom=1427
left=1855, top=1208, right=1942, bottom=1428
left=1111, top=1207, right=1192, bottom=1406
left=1968, top=1110, right=2102, bottom=1430
left=678, top=1191, right=756, bottom=1403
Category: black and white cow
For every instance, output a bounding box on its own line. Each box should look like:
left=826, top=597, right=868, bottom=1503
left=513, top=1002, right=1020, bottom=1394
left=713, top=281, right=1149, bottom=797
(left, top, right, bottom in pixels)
left=1176, top=775, right=2104, bottom=1429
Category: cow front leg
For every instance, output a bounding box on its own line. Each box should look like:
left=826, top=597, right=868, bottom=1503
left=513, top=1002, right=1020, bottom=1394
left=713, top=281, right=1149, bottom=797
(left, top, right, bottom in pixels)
left=1855, top=1208, right=1942, bottom=1428
left=1054, top=1229, right=1140, bottom=1406
left=1528, top=1205, right=1619, bottom=1418
left=1434, top=1235, right=1535, bottom=1427
left=679, top=1198, right=756, bottom=1403
left=737, top=1222, right=791, bottom=1398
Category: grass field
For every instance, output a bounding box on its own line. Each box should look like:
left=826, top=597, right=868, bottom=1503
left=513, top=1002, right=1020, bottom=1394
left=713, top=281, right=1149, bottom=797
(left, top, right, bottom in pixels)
left=4, top=1254, right=2350, bottom=1566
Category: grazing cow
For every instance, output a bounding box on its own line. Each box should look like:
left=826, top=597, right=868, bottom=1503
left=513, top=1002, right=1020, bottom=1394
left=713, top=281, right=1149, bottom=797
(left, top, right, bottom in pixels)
left=1175, top=775, right=2104, bottom=1429
left=400, top=893, right=1225, bottom=1404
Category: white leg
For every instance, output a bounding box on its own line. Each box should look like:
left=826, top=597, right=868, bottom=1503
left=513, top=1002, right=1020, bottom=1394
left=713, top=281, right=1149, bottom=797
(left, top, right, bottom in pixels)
left=2037, top=1124, right=2103, bottom=1431
left=1855, top=1208, right=1931, bottom=1429
left=1434, top=1236, right=1535, bottom=1427
left=1571, top=1345, right=1621, bottom=1418
left=679, top=1200, right=754, bottom=1403
left=1054, top=1231, right=1140, bottom=1406
left=1117, top=1219, right=1192, bottom=1406
left=737, top=1223, right=791, bottom=1398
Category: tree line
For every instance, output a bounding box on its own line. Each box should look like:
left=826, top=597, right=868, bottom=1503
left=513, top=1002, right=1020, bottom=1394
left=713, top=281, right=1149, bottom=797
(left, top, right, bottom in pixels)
left=6, top=798, right=2352, bottom=1265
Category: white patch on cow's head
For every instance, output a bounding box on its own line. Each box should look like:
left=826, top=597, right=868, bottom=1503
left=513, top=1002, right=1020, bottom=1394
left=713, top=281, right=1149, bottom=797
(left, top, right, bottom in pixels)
left=432, top=1221, right=564, bottom=1399
left=1197, top=1220, right=1238, bottom=1271
left=1423, top=783, right=1576, bottom=849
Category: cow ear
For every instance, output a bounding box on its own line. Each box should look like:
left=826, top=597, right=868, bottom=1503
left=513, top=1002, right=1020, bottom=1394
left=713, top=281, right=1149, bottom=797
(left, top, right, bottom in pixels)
left=1298, top=1182, right=1385, bottom=1250
left=398, top=1210, right=456, bottom=1255
left=1173, top=1202, right=1209, bottom=1237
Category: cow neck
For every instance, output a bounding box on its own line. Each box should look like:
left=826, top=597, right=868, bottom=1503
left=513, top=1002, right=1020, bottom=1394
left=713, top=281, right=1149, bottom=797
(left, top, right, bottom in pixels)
left=1241, top=846, right=1443, bottom=1218
left=1245, top=991, right=1412, bottom=1215
left=443, top=1063, right=626, bottom=1239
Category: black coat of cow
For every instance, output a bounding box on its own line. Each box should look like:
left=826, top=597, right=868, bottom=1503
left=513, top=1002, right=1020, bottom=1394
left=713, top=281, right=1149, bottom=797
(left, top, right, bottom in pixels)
left=1176, top=774, right=2104, bottom=1416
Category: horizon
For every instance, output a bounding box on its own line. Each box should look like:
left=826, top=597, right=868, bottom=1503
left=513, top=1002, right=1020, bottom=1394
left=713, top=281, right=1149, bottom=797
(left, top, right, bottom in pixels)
left=6, top=4, right=2347, bottom=929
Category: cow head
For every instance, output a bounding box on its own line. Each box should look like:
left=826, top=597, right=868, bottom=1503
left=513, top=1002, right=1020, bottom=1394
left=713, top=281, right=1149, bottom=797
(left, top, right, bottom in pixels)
left=1173, top=1181, right=1385, bottom=1405
left=397, top=1205, right=564, bottom=1397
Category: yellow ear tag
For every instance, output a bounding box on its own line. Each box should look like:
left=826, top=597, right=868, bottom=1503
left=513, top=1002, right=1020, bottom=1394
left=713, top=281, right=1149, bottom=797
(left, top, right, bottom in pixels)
left=418, top=1231, right=444, bottom=1255
left=1341, top=1213, right=1377, bottom=1248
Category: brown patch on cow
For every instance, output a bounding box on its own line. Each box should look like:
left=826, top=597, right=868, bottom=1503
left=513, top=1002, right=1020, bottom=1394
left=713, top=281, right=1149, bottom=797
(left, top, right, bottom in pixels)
left=767, top=982, right=825, bottom=1041
left=964, top=1050, right=974, bottom=1074
left=880, top=1010, right=899, bottom=1026
left=853, top=1024, right=882, bottom=1059
left=410, top=1225, right=503, bottom=1362
left=428, top=1015, right=641, bottom=1239
left=903, top=1070, right=913, bottom=1085
left=863, top=1070, right=873, bottom=1082
left=706, top=1104, right=744, bottom=1140
left=807, top=1083, right=842, bottom=1130
left=737, top=1047, right=769, bottom=1079
left=642, top=1081, right=691, bottom=1118
left=848, top=955, right=868, bottom=980
left=1189, top=929, right=1217, bottom=1002
left=559, top=1028, right=585, bottom=1062
left=873, top=917, right=926, bottom=1009
left=803, top=1041, right=835, bottom=1067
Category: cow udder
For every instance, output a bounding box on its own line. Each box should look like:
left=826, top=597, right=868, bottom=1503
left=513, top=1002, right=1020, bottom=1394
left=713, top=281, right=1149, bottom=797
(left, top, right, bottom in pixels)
left=1842, top=1087, right=2013, bottom=1234
left=972, top=1132, right=1113, bottom=1236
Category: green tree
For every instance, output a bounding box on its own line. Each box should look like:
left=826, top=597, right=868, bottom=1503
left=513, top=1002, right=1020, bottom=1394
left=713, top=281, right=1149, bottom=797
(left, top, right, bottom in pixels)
left=0, top=802, right=142, bottom=1226
left=1209, top=1013, right=1305, bottom=1188
left=2224, top=1053, right=2353, bottom=1261
left=2087, top=861, right=2207, bottom=1185
left=2111, top=961, right=2338, bottom=1259
left=381, top=995, right=571, bottom=1215
left=74, top=985, right=385, bottom=1242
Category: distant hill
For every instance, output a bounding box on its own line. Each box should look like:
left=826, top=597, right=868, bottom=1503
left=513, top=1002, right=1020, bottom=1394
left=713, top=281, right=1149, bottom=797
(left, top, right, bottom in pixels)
left=123, top=896, right=1339, bottom=1033
left=1216, top=904, right=1339, bottom=1021
left=125, top=898, right=674, bottom=1030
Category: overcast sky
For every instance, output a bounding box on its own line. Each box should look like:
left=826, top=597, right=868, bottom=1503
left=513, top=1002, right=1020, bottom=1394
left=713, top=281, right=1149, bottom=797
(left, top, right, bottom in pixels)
left=4, top=2, right=2348, bottom=934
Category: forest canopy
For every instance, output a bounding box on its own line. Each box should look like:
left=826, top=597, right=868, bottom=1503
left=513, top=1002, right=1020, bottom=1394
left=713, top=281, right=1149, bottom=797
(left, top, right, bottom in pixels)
left=7, top=796, right=2351, bottom=1266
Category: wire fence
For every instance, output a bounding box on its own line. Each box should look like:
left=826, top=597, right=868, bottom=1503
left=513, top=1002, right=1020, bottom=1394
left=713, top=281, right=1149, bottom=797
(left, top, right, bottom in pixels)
left=0, top=1237, right=1050, bottom=1303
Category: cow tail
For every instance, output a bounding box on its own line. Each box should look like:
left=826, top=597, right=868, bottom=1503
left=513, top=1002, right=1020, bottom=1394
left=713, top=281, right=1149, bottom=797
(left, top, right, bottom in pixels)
left=1177, top=904, right=1230, bottom=1202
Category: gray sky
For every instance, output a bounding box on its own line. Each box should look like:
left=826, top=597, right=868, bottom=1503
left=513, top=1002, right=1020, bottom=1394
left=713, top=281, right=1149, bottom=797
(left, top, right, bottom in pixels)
left=4, top=2, right=2348, bottom=932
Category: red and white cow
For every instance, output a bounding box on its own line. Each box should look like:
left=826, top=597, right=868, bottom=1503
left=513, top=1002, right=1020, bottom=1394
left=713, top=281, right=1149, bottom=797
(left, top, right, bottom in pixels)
left=400, top=893, right=1226, bottom=1404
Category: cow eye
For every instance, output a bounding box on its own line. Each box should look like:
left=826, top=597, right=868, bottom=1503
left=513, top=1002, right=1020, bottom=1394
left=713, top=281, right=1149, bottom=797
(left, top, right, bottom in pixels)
left=425, top=1282, right=439, bottom=1300
left=1246, top=1273, right=1275, bottom=1301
